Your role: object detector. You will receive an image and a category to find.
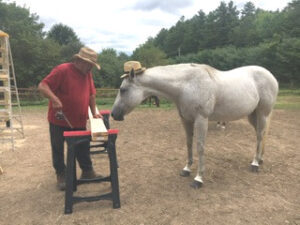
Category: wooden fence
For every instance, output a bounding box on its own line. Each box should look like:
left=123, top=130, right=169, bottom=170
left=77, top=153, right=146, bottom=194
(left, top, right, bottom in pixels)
left=17, top=88, right=119, bottom=101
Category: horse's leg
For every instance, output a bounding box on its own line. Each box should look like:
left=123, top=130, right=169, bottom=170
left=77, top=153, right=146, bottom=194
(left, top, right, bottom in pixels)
left=154, top=96, right=160, bottom=107
left=217, top=121, right=226, bottom=129
left=191, top=115, right=208, bottom=188
left=251, top=111, right=267, bottom=172
left=180, top=118, right=194, bottom=177
left=248, top=111, right=257, bottom=131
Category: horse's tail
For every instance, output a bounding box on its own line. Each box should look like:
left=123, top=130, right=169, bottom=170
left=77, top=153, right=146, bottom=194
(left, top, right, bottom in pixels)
left=262, top=110, right=273, bottom=153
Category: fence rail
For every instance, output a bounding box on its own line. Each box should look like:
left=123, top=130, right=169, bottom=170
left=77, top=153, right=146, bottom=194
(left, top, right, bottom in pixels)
left=17, top=88, right=119, bottom=101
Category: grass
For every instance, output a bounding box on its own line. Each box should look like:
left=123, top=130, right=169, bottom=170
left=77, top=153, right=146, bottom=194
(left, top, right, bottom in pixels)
left=274, top=88, right=300, bottom=110
left=16, top=88, right=300, bottom=110
left=275, top=95, right=300, bottom=110
left=278, top=88, right=300, bottom=96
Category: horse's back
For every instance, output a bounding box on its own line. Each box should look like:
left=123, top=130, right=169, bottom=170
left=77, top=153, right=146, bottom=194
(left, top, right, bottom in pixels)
left=211, top=66, right=278, bottom=121
left=220, top=66, right=278, bottom=98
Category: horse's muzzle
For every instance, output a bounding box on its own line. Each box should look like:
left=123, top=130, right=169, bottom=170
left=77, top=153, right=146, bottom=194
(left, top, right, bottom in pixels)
left=111, top=112, right=124, bottom=121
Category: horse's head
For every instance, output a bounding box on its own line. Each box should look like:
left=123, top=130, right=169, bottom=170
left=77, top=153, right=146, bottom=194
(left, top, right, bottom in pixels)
left=111, top=69, right=145, bottom=121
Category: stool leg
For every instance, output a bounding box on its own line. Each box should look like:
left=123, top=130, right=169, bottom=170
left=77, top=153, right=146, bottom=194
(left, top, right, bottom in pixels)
left=65, top=140, right=75, bottom=214
left=73, top=156, right=77, bottom=192
left=107, top=134, right=120, bottom=209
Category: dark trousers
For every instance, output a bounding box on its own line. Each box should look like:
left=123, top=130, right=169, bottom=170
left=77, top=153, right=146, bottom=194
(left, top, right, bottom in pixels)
left=49, top=123, right=93, bottom=175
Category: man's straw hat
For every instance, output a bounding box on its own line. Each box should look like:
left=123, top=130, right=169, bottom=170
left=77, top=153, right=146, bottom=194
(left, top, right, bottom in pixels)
left=121, top=61, right=146, bottom=78
left=73, top=47, right=101, bottom=70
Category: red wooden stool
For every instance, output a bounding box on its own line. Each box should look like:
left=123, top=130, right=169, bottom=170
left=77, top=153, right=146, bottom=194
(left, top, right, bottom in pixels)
left=63, top=125, right=120, bottom=213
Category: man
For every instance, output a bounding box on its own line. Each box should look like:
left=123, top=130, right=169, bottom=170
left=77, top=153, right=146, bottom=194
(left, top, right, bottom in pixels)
left=38, top=47, right=103, bottom=190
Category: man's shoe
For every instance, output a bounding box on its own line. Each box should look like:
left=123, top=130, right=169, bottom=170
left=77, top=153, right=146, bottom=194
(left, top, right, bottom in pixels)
left=80, top=170, right=103, bottom=180
left=56, top=173, right=65, bottom=191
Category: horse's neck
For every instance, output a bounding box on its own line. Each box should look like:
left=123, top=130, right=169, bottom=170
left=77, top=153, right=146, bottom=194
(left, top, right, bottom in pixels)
left=137, top=72, right=181, bottom=101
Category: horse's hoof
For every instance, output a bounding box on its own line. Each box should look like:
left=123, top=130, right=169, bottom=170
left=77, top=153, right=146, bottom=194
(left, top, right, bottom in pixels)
left=180, top=170, right=190, bottom=177
left=251, top=165, right=259, bottom=172
left=190, top=180, right=203, bottom=189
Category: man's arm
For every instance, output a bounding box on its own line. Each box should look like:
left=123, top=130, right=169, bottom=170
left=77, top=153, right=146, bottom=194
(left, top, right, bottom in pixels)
left=89, top=94, right=102, bottom=118
left=38, top=81, right=63, bottom=110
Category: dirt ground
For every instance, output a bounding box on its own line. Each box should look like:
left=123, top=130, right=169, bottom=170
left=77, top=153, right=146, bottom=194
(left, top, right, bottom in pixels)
left=0, top=107, right=299, bottom=225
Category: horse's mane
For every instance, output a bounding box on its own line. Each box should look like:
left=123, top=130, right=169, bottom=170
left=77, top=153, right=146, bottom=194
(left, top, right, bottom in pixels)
left=191, top=63, right=218, bottom=80
left=140, top=63, right=218, bottom=81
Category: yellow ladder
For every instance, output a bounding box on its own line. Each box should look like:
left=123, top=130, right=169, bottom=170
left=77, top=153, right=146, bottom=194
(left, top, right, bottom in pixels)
left=0, top=30, right=24, bottom=151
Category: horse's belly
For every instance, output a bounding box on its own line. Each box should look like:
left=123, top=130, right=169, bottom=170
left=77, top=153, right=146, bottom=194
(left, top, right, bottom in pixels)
left=210, top=78, right=260, bottom=121
left=209, top=109, right=253, bottom=121
left=210, top=97, right=259, bottom=121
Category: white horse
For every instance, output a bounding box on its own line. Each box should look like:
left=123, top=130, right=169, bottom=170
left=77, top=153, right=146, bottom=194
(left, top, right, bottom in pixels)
left=111, top=64, right=278, bottom=188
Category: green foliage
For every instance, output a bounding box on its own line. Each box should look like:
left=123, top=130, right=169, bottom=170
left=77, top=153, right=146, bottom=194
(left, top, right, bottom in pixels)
left=273, top=38, right=300, bottom=85
left=206, top=1, right=239, bottom=47
left=282, top=0, right=300, bottom=37
left=172, top=37, right=300, bottom=87
left=232, top=2, right=257, bottom=46
left=131, top=40, right=169, bottom=68
left=0, top=1, right=59, bottom=87
left=148, top=0, right=300, bottom=86
left=47, top=23, right=83, bottom=62
left=1, top=0, right=300, bottom=88
left=93, top=48, right=129, bottom=88
left=0, top=1, right=83, bottom=87
left=47, top=23, right=80, bottom=45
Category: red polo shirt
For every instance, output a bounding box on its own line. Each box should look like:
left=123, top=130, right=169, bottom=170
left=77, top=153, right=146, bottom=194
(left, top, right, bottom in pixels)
left=41, top=63, right=96, bottom=128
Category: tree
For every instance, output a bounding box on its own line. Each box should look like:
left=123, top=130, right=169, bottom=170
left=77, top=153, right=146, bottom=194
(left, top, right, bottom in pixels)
left=204, top=1, right=240, bottom=48
left=241, top=1, right=256, bottom=17
left=0, top=1, right=45, bottom=39
left=273, top=38, right=300, bottom=85
left=254, top=9, right=284, bottom=42
left=180, top=19, right=200, bottom=54
left=47, top=23, right=80, bottom=45
left=153, top=28, right=168, bottom=53
left=0, top=1, right=61, bottom=87
left=131, top=40, right=169, bottom=68
left=232, top=2, right=258, bottom=46
left=93, top=49, right=128, bottom=88
left=282, top=0, right=300, bottom=37
left=47, top=23, right=83, bottom=62
left=164, top=16, right=186, bottom=57
left=59, top=42, right=83, bottom=62
left=1, top=0, right=299, bottom=88
left=193, top=10, right=207, bottom=50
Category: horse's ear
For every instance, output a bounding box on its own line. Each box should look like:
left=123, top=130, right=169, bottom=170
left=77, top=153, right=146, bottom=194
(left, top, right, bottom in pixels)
left=129, top=68, right=135, bottom=80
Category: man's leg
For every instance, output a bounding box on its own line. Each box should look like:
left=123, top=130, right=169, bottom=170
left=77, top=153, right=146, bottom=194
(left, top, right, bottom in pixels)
left=49, top=123, right=66, bottom=174
left=49, top=123, right=67, bottom=190
left=73, top=128, right=101, bottom=179
left=75, top=135, right=93, bottom=172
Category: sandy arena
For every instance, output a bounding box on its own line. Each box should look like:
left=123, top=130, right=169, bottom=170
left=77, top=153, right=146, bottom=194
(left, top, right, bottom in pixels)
left=0, top=108, right=299, bottom=225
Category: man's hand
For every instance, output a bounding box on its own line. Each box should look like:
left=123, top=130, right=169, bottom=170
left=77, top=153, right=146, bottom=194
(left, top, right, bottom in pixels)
left=38, top=82, right=62, bottom=110
left=93, top=113, right=103, bottom=119
left=52, top=97, right=63, bottom=110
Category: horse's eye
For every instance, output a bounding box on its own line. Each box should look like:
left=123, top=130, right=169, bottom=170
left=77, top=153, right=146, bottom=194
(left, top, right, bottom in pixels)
left=120, top=88, right=127, bottom=94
